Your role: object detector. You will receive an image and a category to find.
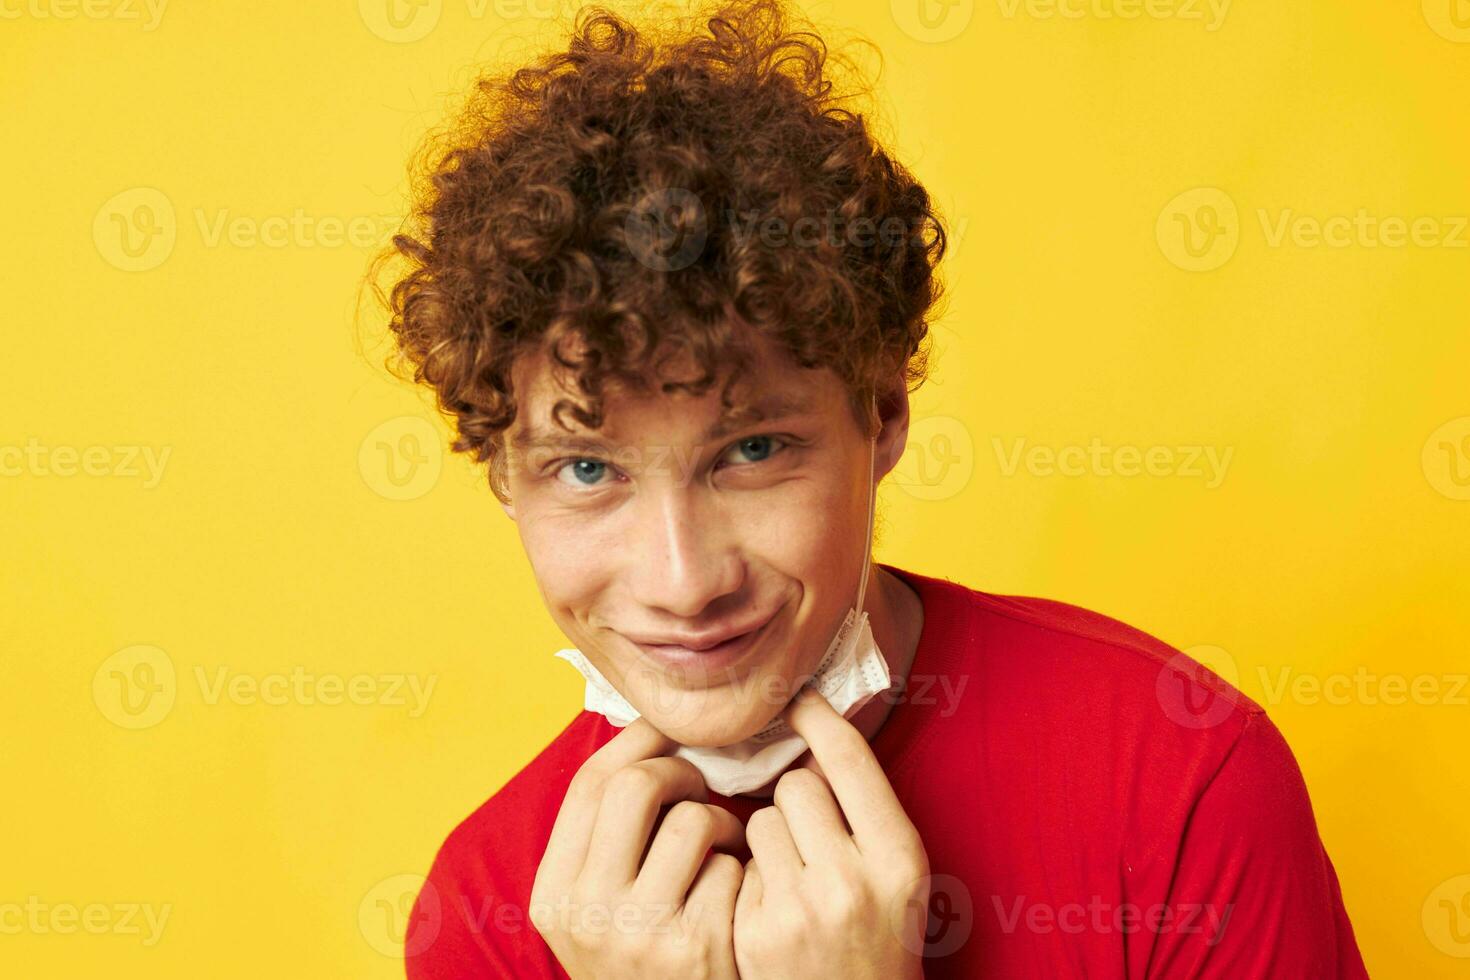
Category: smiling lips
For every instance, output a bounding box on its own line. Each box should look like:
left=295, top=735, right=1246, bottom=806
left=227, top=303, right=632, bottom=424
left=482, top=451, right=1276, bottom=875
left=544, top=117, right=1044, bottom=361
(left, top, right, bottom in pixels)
left=626, top=608, right=780, bottom=670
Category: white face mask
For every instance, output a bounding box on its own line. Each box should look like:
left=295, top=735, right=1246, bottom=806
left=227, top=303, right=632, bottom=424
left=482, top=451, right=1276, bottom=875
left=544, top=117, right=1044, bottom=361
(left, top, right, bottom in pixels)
left=552, top=429, right=890, bottom=797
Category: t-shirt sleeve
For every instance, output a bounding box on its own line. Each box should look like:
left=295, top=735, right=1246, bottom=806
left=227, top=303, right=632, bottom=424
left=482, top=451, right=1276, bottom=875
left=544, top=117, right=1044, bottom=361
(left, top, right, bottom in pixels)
left=403, top=850, right=518, bottom=980
left=1145, top=709, right=1371, bottom=979
left=403, top=828, right=563, bottom=980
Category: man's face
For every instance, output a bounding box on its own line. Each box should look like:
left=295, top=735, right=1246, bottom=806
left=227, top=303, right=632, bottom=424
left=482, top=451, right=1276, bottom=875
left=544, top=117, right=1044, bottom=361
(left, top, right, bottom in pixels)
left=501, top=338, right=890, bottom=747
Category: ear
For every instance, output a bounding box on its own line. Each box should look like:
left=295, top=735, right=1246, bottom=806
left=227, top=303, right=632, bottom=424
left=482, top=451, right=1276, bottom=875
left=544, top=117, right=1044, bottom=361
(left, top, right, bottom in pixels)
left=492, top=446, right=516, bottom=521
left=873, top=378, right=911, bottom=481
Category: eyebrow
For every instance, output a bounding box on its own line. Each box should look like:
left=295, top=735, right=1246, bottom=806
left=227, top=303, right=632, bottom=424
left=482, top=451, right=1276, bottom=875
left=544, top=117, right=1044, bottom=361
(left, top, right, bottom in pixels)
left=706, top=390, right=819, bottom=439
left=508, top=431, right=615, bottom=454
left=508, top=390, right=819, bottom=453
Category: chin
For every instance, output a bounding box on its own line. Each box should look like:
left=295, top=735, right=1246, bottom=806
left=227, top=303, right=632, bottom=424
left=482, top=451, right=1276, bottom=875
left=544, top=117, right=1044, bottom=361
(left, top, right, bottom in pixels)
left=642, top=695, right=786, bottom=748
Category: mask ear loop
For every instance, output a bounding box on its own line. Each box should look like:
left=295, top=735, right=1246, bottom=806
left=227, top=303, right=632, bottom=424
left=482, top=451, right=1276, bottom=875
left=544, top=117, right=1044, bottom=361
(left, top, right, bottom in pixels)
left=853, top=395, right=880, bottom=618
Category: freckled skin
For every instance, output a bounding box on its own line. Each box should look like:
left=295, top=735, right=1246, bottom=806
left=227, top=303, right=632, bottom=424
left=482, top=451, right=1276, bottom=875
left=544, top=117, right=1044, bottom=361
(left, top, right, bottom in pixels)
left=500, top=336, right=915, bottom=749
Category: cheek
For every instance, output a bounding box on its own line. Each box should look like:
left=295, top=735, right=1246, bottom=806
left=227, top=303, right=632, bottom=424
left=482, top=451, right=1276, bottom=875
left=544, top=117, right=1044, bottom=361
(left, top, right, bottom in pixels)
left=513, top=505, right=618, bottom=615
left=737, top=475, right=867, bottom=577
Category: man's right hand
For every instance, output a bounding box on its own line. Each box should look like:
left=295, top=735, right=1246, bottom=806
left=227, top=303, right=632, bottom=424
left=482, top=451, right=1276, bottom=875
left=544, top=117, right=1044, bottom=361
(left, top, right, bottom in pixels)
left=529, top=718, right=746, bottom=979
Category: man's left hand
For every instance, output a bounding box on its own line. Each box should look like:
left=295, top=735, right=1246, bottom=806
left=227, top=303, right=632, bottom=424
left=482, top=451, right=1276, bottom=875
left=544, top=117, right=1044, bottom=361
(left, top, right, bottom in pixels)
left=733, top=686, right=931, bottom=980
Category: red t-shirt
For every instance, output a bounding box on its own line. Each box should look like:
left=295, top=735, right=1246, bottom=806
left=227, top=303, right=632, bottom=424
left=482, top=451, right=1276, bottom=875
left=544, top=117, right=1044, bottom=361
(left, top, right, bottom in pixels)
left=405, top=564, right=1370, bottom=978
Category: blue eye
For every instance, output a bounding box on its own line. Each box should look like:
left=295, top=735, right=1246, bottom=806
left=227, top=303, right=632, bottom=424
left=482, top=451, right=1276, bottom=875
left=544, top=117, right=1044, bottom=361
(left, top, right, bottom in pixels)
left=725, top=435, right=783, bottom=465
left=556, top=459, right=609, bottom=487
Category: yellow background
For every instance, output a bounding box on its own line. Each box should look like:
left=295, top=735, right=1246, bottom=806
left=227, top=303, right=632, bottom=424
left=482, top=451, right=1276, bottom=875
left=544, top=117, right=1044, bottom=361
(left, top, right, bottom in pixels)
left=3, top=0, right=1467, bottom=976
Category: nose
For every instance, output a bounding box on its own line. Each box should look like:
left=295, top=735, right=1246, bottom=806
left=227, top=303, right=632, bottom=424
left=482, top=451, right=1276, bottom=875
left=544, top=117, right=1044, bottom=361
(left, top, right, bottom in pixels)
left=625, top=485, right=744, bottom=619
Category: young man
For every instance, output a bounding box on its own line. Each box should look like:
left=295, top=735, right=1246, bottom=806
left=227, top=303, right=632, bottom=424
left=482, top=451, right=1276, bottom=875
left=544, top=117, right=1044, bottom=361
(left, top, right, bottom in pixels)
left=383, top=2, right=1369, bottom=976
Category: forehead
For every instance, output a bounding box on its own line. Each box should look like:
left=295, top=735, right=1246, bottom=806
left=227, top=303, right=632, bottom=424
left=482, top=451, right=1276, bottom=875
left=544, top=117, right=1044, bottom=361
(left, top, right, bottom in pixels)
left=506, top=338, right=847, bottom=449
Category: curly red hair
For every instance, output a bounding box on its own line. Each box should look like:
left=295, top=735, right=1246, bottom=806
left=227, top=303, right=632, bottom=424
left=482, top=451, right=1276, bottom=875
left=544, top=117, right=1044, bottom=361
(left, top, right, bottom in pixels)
left=374, top=0, right=948, bottom=502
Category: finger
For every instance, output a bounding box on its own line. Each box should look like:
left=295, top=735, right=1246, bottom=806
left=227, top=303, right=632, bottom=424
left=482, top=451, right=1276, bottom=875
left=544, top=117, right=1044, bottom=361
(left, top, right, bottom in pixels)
left=734, top=857, right=762, bottom=917
left=584, top=717, right=680, bottom=775
left=683, top=852, right=744, bottom=935
left=782, top=687, right=918, bottom=858
left=772, top=767, right=855, bottom=865
left=537, top=719, right=678, bottom=891
left=744, top=805, right=803, bottom=892
left=582, top=755, right=709, bottom=888
left=796, top=747, right=828, bottom=784
left=634, top=801, right=746, bottom=907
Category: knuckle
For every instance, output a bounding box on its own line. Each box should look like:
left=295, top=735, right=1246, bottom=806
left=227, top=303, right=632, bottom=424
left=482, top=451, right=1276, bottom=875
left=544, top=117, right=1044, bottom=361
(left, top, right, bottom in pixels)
left=745, top=805, right=782, bottom=836
left=664, top=800, right=715, bottom=840
left=773, top=766, right=821, bottom=805
left=565, top=925, right=594, bottom=951
left=875, top=848, right=929, bottom=899
left=567, top=767, right=609, bottom=804
left=816, top=890, right=855, bottom=925
left=888, top=823, right=927, bottom=863
left=867, top=804, right=918, bottom=843
left=664, top=754, right=703, bottom=781
left=527, top=895, right=556, bottom=936
left=664, top=805, right=714, bottom=852
left=704, top=851, right=741, bottom=877
left=604, top=763, right=660, bottom=805
left=781, top=898, right=818, bottom=932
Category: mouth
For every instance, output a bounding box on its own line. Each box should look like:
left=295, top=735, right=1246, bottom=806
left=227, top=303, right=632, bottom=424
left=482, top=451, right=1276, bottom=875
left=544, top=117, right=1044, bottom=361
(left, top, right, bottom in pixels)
left=627, top=607, right=781, bottom=675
